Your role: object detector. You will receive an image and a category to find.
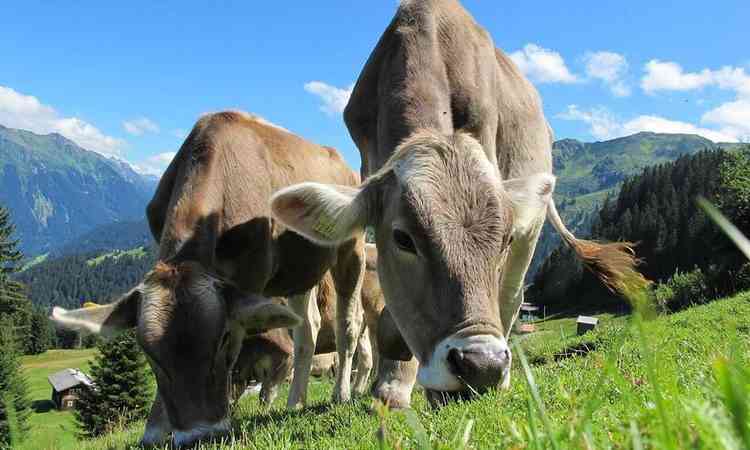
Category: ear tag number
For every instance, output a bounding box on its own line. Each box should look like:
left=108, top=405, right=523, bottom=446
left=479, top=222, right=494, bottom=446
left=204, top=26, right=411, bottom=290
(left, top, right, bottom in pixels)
left=313, top=214, right=337, bottom=238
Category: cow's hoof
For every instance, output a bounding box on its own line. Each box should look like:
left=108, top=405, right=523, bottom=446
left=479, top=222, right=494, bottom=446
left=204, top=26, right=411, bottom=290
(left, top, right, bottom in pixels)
left=372, top=384, right=412, bottom=409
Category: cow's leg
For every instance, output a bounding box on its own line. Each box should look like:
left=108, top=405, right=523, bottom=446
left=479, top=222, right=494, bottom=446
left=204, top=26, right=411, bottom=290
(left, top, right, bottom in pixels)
left=498, top=217, right=545, bottom=390
left=352, top=325, right=374, bottom=396
left=331, top=237, right=366, bottom=403
left=260, top=383, right=280, bottom=405
left=140, top=392, right=172, bottom=447
left=261, top=352, right=292, bottom=406
left=287, top=288, right=321, bottom=410
left=371, top=356, right=418, bottom=409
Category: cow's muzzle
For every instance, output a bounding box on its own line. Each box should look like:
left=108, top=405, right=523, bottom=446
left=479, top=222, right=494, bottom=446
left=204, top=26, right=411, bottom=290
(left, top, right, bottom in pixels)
left=171, top=418, right=232, bottom=448
left=417, top=334, right=510, bottom=395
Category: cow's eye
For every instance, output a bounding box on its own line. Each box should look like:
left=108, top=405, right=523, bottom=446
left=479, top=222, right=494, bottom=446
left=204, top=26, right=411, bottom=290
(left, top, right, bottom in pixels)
left=393, top=229, right=417, bottom=254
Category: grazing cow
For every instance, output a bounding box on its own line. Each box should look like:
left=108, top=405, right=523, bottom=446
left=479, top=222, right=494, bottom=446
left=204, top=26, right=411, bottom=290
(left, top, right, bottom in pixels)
left=271, top=0, right=647, bottom=402
left=230, top=272, right=374, bottom=406
left=231, top=244, right=419, bottom=409
left=50, top=111, right=366, bottom=447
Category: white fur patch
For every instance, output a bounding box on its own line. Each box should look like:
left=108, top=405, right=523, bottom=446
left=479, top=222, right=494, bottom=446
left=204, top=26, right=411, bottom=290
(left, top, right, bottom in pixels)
left=51, top=307, right=103, bottom=335
left=504, top=173, right=556, bottom=237
left=417, top=334, right=509, bottom=391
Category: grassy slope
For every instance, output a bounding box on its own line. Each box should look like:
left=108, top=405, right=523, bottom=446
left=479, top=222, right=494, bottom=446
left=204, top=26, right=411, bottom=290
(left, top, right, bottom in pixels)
left=78, top=293, right=749, bottom=450
left=19, top=349, right=97, bottom=450
left=85, top=246, right=147, bottom=267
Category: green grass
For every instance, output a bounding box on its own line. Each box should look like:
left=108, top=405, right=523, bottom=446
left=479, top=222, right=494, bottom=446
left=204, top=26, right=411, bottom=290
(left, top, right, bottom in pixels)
left=86, top=247, right=146, bottom=267
left=72, top=293, right=750, bottom=449
left=18, top=349, right=97, bottom=450
left=20, top=253, right=49, bottom=272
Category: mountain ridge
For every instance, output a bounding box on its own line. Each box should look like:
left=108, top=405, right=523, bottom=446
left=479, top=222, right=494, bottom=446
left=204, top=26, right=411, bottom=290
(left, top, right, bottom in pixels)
left=0, top=124, right=157, bottom=255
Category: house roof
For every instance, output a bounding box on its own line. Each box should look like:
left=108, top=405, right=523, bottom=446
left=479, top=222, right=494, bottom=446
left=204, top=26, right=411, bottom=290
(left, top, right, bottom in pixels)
left=48, top=368, right=94, bottom=392
left=576, top=315, right=599, bottom=325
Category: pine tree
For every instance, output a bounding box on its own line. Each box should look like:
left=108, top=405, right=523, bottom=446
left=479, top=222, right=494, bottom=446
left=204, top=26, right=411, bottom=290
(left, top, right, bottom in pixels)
left=0, top=205, right=32, bottom=352
left=26, top=307, right=55, bottom=355
left=75, top=330, right=152, bottom=438
left=0, top=316, right=31, bottom=447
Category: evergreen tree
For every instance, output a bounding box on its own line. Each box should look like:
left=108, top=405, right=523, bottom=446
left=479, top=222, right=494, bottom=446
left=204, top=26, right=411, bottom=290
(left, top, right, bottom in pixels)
left=26, top=307, right=55, bottom=355
left=0, top=206, right=32, bottom=352
left=75, top=330, right=152, bottom=438
left=0, top=317, right=31, bottom=447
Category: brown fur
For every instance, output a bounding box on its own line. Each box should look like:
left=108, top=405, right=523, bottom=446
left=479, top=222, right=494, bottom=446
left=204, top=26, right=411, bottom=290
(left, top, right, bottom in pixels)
left=52, top=111, right=365, bottom=445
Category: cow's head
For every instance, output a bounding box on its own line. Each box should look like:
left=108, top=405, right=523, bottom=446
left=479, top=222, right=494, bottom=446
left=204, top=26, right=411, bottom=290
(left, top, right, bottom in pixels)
left=50, top=261, right=300, bottom=447
left=232, top=328, right=294, bottom=405
left=271, top=131, right=553, bottom=398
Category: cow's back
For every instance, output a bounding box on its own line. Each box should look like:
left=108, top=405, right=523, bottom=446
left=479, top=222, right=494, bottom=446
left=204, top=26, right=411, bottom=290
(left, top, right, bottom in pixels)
left=147, top=111, right=359, bottom=294
left=344, top=0, right=552, bottom=180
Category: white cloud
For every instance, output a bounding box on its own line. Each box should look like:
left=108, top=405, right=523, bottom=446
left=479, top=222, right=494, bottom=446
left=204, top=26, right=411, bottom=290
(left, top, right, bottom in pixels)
left=558, top=104, right=739, bottom=143
left=0, top=85, right=124, bottom=157
left=123, top=117, right=160, bottom=136
left=132, top=152, right=177, bottom=176
left=583, top=51, right=631, bottom=97
left=621, top=115, right=736, bottom=143
left=510, top=44, right=579, bottom=84
left=304, top=81, right=353, bottom=115
left=701, top=99, right=750, bottom=142
left=641, top=60, right=713, bottom=93
left=556, top=105, right=620, bottom=140
left=641, top=60, right=750, bottom=96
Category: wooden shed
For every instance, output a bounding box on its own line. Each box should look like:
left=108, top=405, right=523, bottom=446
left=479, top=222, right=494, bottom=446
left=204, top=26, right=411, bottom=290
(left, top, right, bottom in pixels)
left=576, top=316, right=599, bottom=336
left=48, top=368, right=94, bottom=410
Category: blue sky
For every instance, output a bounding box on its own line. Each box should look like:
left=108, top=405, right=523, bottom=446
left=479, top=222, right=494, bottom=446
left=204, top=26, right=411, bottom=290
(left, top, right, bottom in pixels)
left=1, top=1, right=748, bottom=174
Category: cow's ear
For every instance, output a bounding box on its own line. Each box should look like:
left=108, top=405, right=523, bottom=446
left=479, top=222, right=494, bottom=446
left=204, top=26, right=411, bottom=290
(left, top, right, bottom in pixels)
left=227, top=291, right=301, bottom=335
left=377, top=307, right=413, bottom=361
left=51, top=289, right=140, bottom=337
left=503, top=173, right=556, bottom=237
left=270, top=183, right=373, bottom=246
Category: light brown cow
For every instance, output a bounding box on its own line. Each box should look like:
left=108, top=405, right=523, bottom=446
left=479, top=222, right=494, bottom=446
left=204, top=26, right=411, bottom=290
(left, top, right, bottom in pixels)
left=271, top=0, right=647, bottom=402
left=232, top=244, right=419, bottom=409
left=230, top=272, right=374, bottom=406
left=50, top=111, right=366, bottom=447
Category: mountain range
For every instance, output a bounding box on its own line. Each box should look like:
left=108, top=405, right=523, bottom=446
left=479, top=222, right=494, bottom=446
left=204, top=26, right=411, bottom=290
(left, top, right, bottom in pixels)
left=1, top=124, right=745, bottom=277
left=0, top=124, right=157, bottom=256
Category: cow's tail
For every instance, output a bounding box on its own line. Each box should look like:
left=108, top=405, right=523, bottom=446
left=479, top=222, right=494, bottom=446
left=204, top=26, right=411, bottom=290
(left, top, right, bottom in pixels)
left=546, top=199, right=651, bottom=296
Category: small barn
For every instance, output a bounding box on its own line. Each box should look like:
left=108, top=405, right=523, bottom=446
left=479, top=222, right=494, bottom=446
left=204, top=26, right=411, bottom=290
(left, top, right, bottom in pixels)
left=577, top=316, right=599, bottom=336
left=48, top=368, right=94, bottom=410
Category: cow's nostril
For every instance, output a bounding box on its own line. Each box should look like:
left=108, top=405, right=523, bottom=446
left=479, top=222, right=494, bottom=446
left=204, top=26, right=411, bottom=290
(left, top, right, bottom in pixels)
left=447, top=348, right=465, bottom=376
left=446, top=345, right=507, bottom=392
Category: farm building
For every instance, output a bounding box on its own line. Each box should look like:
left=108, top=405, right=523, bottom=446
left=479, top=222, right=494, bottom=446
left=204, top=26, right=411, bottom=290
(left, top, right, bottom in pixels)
left=577, top=316, right=599, bottom=335
left=48, top=368, right=94, bottom=410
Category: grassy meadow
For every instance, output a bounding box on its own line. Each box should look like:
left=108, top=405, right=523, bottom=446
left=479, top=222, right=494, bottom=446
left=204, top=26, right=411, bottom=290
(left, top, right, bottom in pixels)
left=32, top=292, right=745, bottom=450
left=19, top=349, right=97, bottom=450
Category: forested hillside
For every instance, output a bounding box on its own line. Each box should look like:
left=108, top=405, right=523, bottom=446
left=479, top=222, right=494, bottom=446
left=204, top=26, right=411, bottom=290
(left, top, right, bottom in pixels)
left=17, top=246, right=157, bottom=311
left=532, top=146, right=750, bottom=311
left=529, top=132, right=740, bottom=275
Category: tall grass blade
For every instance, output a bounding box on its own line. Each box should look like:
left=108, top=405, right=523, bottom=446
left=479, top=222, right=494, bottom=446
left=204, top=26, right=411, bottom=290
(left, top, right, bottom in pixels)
left=697, top=196, right=750, bottom=260
left=514, top=342, right=560, bottom=450
left=713, top=357, right=750, bottom=448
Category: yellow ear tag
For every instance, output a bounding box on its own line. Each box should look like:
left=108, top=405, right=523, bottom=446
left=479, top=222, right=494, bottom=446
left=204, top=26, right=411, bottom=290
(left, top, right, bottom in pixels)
left=313, top=214, right=337, bottom=239
left=83, top=301, right=101, bottom=309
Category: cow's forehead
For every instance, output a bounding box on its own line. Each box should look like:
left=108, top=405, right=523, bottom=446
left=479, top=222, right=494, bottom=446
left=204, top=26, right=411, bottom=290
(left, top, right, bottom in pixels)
left=387, top=140, right=512, bottom=258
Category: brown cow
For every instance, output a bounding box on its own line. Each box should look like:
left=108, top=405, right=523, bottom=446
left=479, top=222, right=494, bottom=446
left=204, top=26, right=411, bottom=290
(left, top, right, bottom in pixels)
left=271, top=0, right=646, bottom=402
left=51, top=111, right=366, bottom=447
left=232, top=244, right=419, bottom=409
left=230, top=272, right=374, bottom=406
